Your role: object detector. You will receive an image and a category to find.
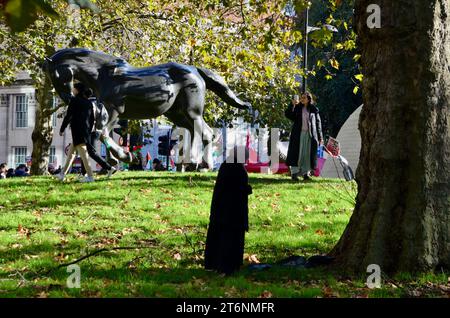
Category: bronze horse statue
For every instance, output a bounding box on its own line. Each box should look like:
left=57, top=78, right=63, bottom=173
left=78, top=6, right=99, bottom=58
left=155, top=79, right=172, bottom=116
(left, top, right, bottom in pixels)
left=43, top=48, right=251, bottom=168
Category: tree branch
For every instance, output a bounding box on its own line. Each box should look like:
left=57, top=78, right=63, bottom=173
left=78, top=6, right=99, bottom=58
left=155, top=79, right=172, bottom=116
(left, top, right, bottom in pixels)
left=41, top=244, right=157, bottom=276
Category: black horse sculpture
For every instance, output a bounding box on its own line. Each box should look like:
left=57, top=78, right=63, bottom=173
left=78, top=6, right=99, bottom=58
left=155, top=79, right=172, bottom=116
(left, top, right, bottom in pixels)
left=43, top=48, right=251, bottom=167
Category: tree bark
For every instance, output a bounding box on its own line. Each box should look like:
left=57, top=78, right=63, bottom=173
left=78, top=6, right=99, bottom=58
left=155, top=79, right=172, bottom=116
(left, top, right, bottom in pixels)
left=331, top=0, right=450, bottom=273
left=30, top=72, right=54, bottom=176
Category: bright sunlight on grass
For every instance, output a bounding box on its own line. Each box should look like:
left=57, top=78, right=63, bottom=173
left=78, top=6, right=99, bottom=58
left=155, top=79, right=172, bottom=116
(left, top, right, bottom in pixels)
left=0, top=172, right=447, bottom=298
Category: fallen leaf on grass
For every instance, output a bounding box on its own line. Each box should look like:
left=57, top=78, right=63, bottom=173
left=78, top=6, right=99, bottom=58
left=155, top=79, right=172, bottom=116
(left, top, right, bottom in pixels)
left=409, top=290, right=422, bottom=297
left=194, top=255, right=204, bottom=261
left=121, top=228, right=135, bottom=236
left=121, top=191, right=132, bottom=207
left=24, top=254, right=39, bottom=260
left=92, top=238, right=119, bottom=249
left=75, top=231, right=88, bottom=239
left=57, top=238, right=69, bottom=248
left=54, top=252, right=68, bottom=262
left=315, top=229, right=325, bottom=236
left=258, top=290, right=273, bottom=298
left=248, top=254, right=260, bottom=264
left=37, top=291, right=48, bottom=298
left=18, top=224, right=31, bottom=239
left=192, top=277, right=205, bottom=286
left=137, top=238, right=157, bottom=246
left=161, top=188, right=173, bottom=194
left=322, top=286, right=339, bottom=298
left=224, top=286, right=238, bottom=297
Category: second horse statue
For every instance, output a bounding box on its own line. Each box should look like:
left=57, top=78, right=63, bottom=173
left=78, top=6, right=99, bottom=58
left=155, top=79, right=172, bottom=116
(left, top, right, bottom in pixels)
left=43, top=48, right=251, bottom=168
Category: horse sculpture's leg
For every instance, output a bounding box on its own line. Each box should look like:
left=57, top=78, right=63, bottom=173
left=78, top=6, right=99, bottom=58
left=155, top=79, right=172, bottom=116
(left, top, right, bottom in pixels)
left=198, top=118, right=214, bottom=169
left=164, top=72, right=216, bottom=171
left=166, top=116, right=214, bottom=170
left=99, top=108, right=136, bottom=165
left=165, top=113, right=196, bottom=171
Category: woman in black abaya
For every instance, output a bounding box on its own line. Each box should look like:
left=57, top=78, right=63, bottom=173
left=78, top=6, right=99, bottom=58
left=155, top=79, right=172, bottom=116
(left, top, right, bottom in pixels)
left=204, top=147, right=252, bottom=275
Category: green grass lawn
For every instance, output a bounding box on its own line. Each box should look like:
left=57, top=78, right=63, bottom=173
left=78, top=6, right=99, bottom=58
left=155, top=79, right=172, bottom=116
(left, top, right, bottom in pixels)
left=0, top=172, right=448, bottom=298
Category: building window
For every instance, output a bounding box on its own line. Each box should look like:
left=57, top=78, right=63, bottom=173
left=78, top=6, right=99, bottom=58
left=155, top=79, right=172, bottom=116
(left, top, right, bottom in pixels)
left=15, top=95, right=28, bottom=128
left=49, top=146, right=56, bottom=165
left=0, top=94, right=9, bottom=107
left=13, top=147, right=27, bottom=167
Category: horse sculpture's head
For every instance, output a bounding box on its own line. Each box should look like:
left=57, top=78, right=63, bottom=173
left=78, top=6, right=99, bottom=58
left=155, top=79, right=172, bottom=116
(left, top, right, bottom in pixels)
left=44, top=48, right=122, bottom=105
left=43, top=57, right=75, bottom=105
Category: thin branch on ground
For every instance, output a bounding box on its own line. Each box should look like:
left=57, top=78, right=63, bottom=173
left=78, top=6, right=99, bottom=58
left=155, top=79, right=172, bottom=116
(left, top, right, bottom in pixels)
left=41, top=245, right=156, bottom=276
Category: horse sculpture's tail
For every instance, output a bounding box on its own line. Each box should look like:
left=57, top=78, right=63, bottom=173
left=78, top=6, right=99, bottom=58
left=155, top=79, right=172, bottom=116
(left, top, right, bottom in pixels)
left=196, top=67, right=251, bottom=110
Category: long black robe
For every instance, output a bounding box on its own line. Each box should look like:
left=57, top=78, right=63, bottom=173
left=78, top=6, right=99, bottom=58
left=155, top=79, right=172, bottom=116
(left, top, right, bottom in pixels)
left=204, top=162, right=252, bottom=275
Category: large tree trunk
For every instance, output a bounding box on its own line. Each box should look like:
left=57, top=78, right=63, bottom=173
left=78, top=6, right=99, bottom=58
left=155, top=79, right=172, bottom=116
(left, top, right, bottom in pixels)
left=30, top=72, right=54, bottom=175
left=331, top=0, right=450, bottom=273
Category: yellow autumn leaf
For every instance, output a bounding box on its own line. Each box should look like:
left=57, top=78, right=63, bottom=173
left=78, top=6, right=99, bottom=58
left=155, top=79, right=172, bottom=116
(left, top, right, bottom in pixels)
left=330, top=58, right=340, bottom=70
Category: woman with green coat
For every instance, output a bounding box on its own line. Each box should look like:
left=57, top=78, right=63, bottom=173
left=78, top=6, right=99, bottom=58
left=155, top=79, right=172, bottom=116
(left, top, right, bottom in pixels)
left=285, top=92, right=323, bottom=181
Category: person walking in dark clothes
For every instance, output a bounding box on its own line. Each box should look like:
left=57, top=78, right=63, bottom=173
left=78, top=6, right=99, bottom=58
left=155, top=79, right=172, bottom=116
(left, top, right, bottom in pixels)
left=80, top=91, right=116, bottom=177
left=285, top=92, right=323, bottom=181
left=204, top=147, right=252, bottom=275
left=80, top=130, right=116, bottom=176
left=57, top=83, right=96, bottom=182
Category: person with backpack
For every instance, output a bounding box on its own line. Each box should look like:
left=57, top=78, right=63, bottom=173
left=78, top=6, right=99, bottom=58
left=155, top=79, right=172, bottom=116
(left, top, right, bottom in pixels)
left=80, top=92, right=116, bottom=177
left=57, top=83, right=97, bottom=183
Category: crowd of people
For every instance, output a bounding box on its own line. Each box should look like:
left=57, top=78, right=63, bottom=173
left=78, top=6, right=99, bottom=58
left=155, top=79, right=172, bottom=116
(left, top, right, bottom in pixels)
left=0, top=163, right=63, bottom=179
left=0, top=163, right=30, bottom=179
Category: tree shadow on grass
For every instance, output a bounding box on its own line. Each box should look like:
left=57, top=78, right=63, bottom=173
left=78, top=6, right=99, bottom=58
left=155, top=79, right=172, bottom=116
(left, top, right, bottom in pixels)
left=1, top=195, right=125, bottom=212
left=0, top=174, right=347, bottom=192
left=33, top=263, right=332, bottom=297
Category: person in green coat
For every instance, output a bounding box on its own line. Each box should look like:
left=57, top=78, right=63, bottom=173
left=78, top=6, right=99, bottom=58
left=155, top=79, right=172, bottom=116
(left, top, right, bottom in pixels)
left=285, top=92, right=324, bottom=181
